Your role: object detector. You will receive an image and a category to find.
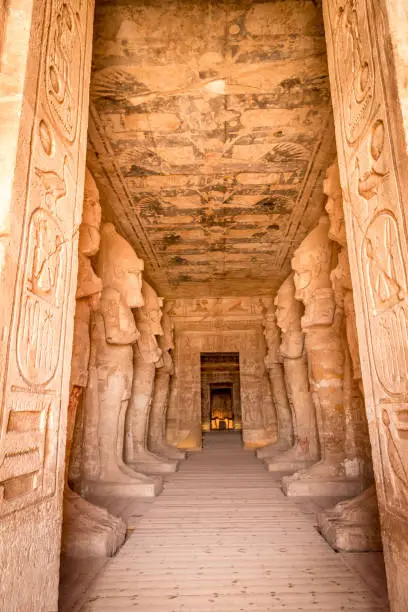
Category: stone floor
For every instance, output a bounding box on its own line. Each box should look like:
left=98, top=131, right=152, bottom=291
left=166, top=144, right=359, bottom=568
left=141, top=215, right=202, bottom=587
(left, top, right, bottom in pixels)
left=60, top=432, right=389, bottom=611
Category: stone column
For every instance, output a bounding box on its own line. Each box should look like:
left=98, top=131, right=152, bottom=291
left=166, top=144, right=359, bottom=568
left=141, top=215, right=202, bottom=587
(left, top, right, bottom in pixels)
left=316, top=160, right=381, bottom=552
left=81, top=224, right=162, bottom=498
left=201, top=379, right=211, bottom=432
left=263, top=273, right=319, bottom=472
left=282, top=216, right=362, bottom=497
left=147, top=312, right=186, bottom=460
left=257, top=306, right=293, bottom=460
left=232, top=381, right=242, bottom=430
left=62, top=170, right=126, bottom=557
left=125, top=281, right=178, bottom=474
left=0, top=0, right=94, bottom=605
left=324, top=4, right=408, bottom=600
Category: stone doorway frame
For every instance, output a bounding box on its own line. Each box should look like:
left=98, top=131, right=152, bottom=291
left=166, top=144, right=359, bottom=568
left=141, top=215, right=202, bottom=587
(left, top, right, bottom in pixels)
left=168, top=327, right=276, bottom=450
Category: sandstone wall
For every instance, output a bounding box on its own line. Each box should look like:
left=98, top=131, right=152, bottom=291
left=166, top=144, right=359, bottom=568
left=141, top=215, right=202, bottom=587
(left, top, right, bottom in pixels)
left=0, top=0, right=94, bottom=607
left=166, top=297, right=277, bottom=449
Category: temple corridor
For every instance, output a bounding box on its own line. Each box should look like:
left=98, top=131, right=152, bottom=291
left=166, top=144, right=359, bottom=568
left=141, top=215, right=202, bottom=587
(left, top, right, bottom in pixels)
left=2, top=0, right=408, bottom=609
left=71, top=433, right=388, bottom=612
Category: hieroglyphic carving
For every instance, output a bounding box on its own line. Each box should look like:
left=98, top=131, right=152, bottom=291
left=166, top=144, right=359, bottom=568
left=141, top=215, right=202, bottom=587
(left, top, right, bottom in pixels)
left=324, top=0, right=408, bottom=603
left=363, top=212, right=408, bottom=396
left=333, top=0, right=375, bottom=145
left=17, top=163, right=68, bottom=387
left=325, top=0, right=408, bottom=514
left=0, top=0, right=92, bottom=517
left=45, top=0, right=82, bottom=142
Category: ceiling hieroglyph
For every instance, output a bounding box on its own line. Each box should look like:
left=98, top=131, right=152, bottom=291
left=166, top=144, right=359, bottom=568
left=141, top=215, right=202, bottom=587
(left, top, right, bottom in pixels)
left=87, top=0, right=336, bottom=298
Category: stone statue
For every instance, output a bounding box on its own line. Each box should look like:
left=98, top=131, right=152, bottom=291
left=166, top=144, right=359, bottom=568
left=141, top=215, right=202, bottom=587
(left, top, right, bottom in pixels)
left=147, top=309, right=186, bottom=460
left=262, top=273, right=319, bottom=472
left=257, top=303, right=294, bottom=460
left=282, top=215, right=362, bottom=497
left=125, top=281, right=178, bottom=474
left=80, top=222, right=162, bottom=497
left=317, top=160, right=381, bottom=550
left=63, top=169, right=126, bottom=557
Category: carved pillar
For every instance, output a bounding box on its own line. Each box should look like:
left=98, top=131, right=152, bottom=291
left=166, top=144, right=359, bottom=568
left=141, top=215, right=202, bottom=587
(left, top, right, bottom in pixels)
left=62, top=169, right=126, bottom=558
left=316, top=160, right=381, bottom=552
left=147, top=312, right=185, bottom=460
left=282, top=216, right=362, bottom=497
left=0, top=0, right=94, bottom=606
left=81, top=224, right=162, bottom=498
left=125, top=282, right=178, bottom=474
left=257, top=306, right=293, bottom=459
left=201, top=378, right=211, bottom=431
left=232, top=381, right=242, bottom=429
left=324, top=3, right=408, bottom=604
left=263, top=273, right=319, bottom=472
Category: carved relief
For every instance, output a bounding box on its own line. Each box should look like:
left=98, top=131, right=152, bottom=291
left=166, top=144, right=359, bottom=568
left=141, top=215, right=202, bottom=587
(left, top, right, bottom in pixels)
left=17, top=164, right=68, bottom=387
left=45, top=0, right=82, bottom=142
left=324, top=0, right=408, bottom=597
left=362, top=212, right=408, bottom=395
left=0, top=0, right=94, bottom=520
left=333, top=0, right=375, bottom=145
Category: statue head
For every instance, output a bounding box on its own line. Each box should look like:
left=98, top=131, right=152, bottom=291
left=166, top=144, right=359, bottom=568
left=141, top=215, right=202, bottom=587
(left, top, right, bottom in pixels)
left=98, top=223, right=144, bottom=308
left=262, top=305, right=281, bottom=361
left=76, top=171, right=103, bottom=302
left=291, top=215, right=333, bottom=306
left=134, top=281, right=163, bottom=363
left=324, top=160, right=347, bottom=247
left=274, top=273, right=303, bottom=334
left=330, top=248, right=353, bottom=309
left=78, top=169, right=102, bottom=257
left=76, top=254, right=102, bottom=303
left=160, top=311, right=175, bottom=352
left=135, top=281, right=164, bottom=336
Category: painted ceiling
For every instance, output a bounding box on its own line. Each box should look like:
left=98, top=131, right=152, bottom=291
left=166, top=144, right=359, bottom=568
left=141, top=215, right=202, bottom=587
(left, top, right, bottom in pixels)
left=88, top=0, right=336, bottom=298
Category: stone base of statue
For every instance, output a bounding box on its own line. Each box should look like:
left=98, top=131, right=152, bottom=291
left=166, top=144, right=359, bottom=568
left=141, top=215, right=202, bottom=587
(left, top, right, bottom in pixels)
left=149, top=440, right=187, bottom=461
left=281, top=459, right=363, bottom=497
left=62, top=488, right=126, bottom=557
left=81, top=462, right=163, bottom=497
left=317, top=486, right=382, bottom=551
left=128, top=448, right=179, bottom=475
left=264, top=443, right=318, bottom=473
left=256, top=438, right=292, bottom=460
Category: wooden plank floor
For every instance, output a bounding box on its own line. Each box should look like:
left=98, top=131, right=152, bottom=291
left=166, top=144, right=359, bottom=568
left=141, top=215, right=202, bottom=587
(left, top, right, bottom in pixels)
left=79, top=432, right=389, bottom=612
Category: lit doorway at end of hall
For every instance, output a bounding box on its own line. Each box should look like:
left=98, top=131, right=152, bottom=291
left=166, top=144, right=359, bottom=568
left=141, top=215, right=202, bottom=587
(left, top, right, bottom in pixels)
left=200, top=352, right=242, bottom=432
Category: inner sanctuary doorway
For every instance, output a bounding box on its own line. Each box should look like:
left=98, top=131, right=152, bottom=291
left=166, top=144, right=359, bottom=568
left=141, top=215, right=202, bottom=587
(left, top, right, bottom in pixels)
left=200, top=352, right=241, bottom=432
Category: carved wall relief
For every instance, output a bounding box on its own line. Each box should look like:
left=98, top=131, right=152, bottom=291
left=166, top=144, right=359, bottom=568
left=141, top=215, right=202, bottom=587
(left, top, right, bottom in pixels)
left=167, top=318, right=275, bottom=450
left=324, top=0, right=408, bottom=603
left=0, top=0, right=94, bottom=606
left=0, top=0, right=93, bottom=518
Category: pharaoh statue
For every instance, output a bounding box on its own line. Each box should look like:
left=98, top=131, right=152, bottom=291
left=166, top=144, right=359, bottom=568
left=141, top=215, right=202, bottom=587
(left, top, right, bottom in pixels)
left=125, top=281, right=179, bottom=474
left=316, top=160, right=381, bottom=551
left=62, top=170, right=126, bottom=557
left=257, top=304, right=293, bottom=460
left=263, top=273, right=319, bottom=472
left=147, top=308, right=186, bottom=460
left=80, top=223, right=162, bottom=497
left=282, top=215, right=362, bottom=497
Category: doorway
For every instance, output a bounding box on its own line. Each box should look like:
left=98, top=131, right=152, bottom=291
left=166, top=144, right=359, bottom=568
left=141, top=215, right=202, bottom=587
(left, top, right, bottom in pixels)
left=210, top=385, right=233, bottom=430
left=200, top=352, right=241, bottom=432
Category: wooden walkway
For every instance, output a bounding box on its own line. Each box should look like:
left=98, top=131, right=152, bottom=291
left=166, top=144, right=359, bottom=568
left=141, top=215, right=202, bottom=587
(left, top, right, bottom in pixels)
left=80, top=432, right=388, bottom=611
